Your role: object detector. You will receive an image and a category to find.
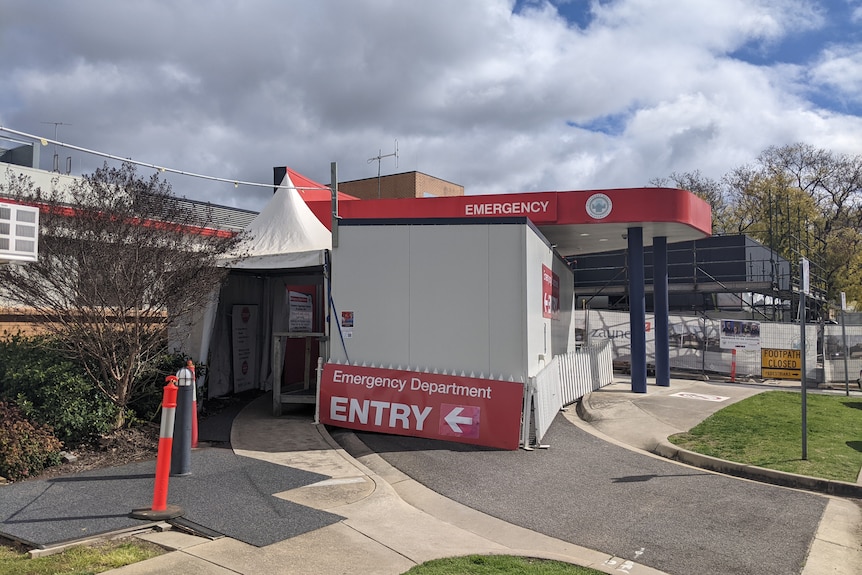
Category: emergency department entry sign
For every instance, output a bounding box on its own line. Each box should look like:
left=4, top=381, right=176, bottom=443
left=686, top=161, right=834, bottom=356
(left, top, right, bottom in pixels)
left=320, top=363, right=524, bottom=450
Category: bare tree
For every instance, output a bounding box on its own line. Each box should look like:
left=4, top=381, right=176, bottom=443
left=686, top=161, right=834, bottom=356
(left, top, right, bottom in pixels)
left=0, top=163, right=246, bottom=428
left=654, top=144, right=862, bottom=306
left=651, top=170, right=733, bottom=234
left=753, top=144, right=862, bottom=303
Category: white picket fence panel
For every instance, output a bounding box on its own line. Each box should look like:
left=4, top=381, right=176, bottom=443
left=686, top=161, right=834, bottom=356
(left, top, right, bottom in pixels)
left=524, top=339, right=614, bottom=447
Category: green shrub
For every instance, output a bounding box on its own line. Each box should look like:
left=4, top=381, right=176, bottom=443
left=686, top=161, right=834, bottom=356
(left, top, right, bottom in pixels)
left=0, top=337, right=118, bottom=445
left=129, top=352, right=194, bottom=423
left=0, top=337, right=194, bottom=439
left=0, top=401, right=63, bottom=481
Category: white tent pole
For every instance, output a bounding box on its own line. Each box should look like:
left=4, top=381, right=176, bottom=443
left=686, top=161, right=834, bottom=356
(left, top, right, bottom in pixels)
left=196, top=287, right=221, bottom=398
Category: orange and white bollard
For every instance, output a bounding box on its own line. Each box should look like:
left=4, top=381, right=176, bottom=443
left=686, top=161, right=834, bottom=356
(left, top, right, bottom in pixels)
left=730, top=348, right=737, bottom=383
left=188, top=360, right=199, bottom=448
left=130, top=376, right=184, bottom=520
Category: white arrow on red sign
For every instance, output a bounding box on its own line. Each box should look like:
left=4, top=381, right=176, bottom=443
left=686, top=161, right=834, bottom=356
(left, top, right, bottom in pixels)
left=444, top=406, right=473, bottom=433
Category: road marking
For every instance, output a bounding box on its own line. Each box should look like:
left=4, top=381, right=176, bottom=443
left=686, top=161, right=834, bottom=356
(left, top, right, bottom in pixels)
left=670, top=392, right=730, bottom=402
left=309, top=477, right=367, bottom=487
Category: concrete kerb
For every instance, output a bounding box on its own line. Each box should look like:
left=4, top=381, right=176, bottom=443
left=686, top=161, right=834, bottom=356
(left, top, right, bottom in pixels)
left=578, top=390, right=862, bottom=500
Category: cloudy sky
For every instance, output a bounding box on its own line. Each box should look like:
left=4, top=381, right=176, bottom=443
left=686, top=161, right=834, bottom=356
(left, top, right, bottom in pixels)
left=2, top=0, right=861, bottom=211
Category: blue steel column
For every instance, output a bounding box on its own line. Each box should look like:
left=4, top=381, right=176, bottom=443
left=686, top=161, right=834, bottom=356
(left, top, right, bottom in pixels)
left=628, top=227, right=647, bottom=393
left=654, top=236, right=670, bottom=387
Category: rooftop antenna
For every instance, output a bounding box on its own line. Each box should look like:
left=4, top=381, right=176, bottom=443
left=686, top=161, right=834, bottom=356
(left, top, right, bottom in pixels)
left=40, top=122, right=71, bottom=172
left=367, top=139, right=398, bottom=199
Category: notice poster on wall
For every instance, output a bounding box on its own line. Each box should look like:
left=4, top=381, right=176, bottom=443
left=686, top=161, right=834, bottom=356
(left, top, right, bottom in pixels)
left=231, top=305, right=258, bottom=393
left=287, top=290, right=313, bottom=332
left=542, top=264, right=560, bottom=320
left=341, top=310, right=354, bottom=339
left=719, top=319, right=761, bottom=350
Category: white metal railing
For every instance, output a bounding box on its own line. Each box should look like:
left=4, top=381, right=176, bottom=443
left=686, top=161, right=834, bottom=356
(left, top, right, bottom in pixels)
left=523, top=339, right=613, bottom=448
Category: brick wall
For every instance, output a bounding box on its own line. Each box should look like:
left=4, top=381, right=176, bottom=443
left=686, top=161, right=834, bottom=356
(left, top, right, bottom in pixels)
left=415, top=173, right=464, bottom=198
left=0, top=307, right=169, bottom=340
left=338, top=171, right=464, bottom=200
left=0, top=307, right=51, bottom=338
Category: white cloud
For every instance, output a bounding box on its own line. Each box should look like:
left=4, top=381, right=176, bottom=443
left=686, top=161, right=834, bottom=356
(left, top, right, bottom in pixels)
left=809, top=45, right=862, bottom=103
left=0, top=0, right=859, bottom=210
left=588, top=0, right=823, bottom=50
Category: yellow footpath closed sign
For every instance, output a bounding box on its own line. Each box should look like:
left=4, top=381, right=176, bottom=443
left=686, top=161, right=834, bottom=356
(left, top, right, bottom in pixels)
left=761, top=348, right=801, bottom=380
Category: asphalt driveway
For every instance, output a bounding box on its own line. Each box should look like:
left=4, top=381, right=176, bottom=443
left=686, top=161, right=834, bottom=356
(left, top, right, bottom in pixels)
left=339, top=412, right=828, bottom=575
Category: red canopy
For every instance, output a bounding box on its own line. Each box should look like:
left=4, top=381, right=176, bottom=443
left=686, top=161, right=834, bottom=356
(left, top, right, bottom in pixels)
left=285, top=168, right=358, bottom=203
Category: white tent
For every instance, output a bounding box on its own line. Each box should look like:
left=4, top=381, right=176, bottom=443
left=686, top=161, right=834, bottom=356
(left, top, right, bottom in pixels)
left=177, top=173, right=332, bottom=398
left=221, top=173, right=331, bottom=269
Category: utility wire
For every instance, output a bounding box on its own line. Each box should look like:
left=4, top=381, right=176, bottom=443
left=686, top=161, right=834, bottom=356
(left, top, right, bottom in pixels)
left=0, top=125, right=330, bottom=192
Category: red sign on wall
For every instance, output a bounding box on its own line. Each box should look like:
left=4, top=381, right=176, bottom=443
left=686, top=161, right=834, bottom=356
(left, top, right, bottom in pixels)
left=320, top=363, right=524, bottom=450
left=542, top=264, right=560, bottom=320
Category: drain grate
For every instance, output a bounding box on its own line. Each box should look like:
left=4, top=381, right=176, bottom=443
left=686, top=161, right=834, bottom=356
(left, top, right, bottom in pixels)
left=167, top=517, right=224, bottom=540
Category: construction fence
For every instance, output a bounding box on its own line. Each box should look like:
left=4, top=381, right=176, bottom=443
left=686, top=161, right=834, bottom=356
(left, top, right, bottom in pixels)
left=575, top=309, right=862, bottom=384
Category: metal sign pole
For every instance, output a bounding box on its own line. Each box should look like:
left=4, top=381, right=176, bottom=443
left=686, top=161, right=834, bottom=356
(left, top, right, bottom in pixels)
left=330, top=162, right=338, bottom=248
left=841, top=292, right=849, bottom=397
left=800, top=258, right=809, bottom=461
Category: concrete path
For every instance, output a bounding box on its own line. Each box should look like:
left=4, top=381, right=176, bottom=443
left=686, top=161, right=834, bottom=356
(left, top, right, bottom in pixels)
left=109, top=393, right=666, bottom=575
left=104, top=377, right=862, bottom=574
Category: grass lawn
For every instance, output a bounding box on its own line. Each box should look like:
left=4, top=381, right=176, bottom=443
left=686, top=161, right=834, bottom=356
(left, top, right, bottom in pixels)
left=0, top=544, right=604, bottom=575
left=0, top=538, right=164, bottom=575
left=669, top=390, right=862, bottom=482
left=402, top=555, right=606, bottom=574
